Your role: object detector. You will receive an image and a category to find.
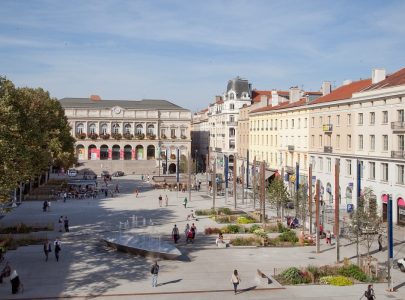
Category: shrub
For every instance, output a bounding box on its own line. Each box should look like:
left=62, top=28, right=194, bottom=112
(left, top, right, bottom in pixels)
left=249, top=224, right=261, bottom=233
left=195, top=209, right=215, bottom=216
left=338, top=264, right=368, bottom=282
left=222, top=224, right=244, bottom=234
left=237, top=216, right=256, bottom=224
left=204, top=227, right=222, bottom=235
left=320, top=275, right=353, bottom=286
left=278, top=230, right=298, bottom=243
left=253, top=228, right=267, bottom=239
left=281, top=267, right=310, bottom=284
left=277, top=222, right=289, bottom=233
left=230, top=237, right=261, bottom=246
left=214, top=215, right=238, bottom=223
left=217, top=207, right=232, bottom=215
left=319, top=265, right=339, bottom=277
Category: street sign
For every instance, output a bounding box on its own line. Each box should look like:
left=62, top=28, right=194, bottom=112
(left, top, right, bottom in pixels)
left=347, top=204, right=354, bottom=213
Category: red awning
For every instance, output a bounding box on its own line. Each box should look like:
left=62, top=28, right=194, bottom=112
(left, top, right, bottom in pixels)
left=382, top=194, right=388, bottom=203
left=398, top=198, right=405, bottom=207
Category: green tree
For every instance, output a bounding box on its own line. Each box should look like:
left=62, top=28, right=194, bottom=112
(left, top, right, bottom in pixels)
left=179, top=155, right=188, bottom=173
left=267, top=175, right=290, bottom=217
left=0, top=77, right=75, bottom=202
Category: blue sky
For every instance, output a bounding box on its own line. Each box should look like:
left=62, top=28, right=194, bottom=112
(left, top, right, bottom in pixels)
left=1, top=0, right=405, bottom=111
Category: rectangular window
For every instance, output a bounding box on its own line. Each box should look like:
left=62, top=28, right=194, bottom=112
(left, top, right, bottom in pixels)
left=171, top=129, right=176, bottom=138
left=298, top=118, right=301, bottom=128
left=280, top=120, right=283, bottom=129
left=319, top=116, right=323, bottom=126
left=382, top=163, right=389, bottom=182
left=359, top=161, right=364, bottom=178
left=346, top=159, right=352, bottom=176
left=347, top=135, right=352, bottom=149
left=358, top=135, right=363, bottom=150
left=311, top=135, right=315, bottom=147
left=327, top=158, right=332, bottom=173
left=292, top=119, right=295, bottom=128
left=370, top=112, right=375, bottom=125
left=399, top=135, right=405, bottom=151
left=358, top=113, right=363, bottom=125
left=383, top=135, right=388, bottom=151
left=347, top=114, right=351, bottom=126
left=369, top=162, right=376, bottom=180
left=382, top=111, right=388, bottom=124
left=181, top=128, right=186, bottom=137
left=397, top=165, right=405, bottom=184
left=319, top=135, right=323, bottom=147
left=304, top=118, right=307, bottom=128
left=370, top=135, right=375, bottom=151
left=286, top=120, right=288, bottom=129
left=336, top=134, right=340, bottom=149
left=399, top=109, right=405, bottom=122
left=318, top=157, right=323, bottom=171
left=311, top=117, right=315, bottom=127
left=337, top=115, right=340, bottom=126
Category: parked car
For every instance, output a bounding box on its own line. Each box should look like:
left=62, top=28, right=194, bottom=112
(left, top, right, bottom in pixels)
left=101, top=170, right=110, bottom=177
left=112, top=171, right=125, bottom=177
left=67, top=169, right=78, bottom=177
left=397, top=258, right=405, bottom=272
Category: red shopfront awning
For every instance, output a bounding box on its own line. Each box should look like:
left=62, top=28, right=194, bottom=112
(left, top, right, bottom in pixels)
left=382, top=194, right=388, bottom=203
left=398, top=197, right=405, bottom=207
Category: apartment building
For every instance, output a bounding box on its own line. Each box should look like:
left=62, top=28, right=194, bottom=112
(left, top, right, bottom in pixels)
left=191, top=109, right=210, bottom=172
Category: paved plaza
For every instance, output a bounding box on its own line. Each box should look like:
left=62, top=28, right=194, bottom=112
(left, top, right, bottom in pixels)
left=0, top=175, right=405, bottom=299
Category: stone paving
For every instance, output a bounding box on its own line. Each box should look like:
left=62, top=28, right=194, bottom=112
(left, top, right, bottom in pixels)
left=0, top=175, right=404, bottom=299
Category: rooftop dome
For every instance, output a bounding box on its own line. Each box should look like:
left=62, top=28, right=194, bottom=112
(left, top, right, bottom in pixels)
left=226, top=76, right=250, bottom=98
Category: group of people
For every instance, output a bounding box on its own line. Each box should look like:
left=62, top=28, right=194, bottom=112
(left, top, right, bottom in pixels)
left=58, top=216, right=70, bottom=232
left=0, top=259, right=22, bottom=294
left=158, top=194, right=169, bottom=207
left=43, top=239, right=62, bottom=262
left=172, top=223, right=197, bottom=244
left=42, top=200, right=52, bottom=212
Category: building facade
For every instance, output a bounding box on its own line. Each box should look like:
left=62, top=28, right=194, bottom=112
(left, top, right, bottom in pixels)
left=60, top=97, right=192, bottom=174
left=191, top=109, right=210, bottom=172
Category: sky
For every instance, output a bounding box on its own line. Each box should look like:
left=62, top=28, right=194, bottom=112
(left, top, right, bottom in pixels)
left=1, top=0, right=405, bottom=111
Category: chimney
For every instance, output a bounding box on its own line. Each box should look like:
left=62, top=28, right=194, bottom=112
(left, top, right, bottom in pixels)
left=321, top=81, right=331, bottom=96
left=90, top=95, right=101, bottom=101
left=271, top=90, right=279, bottom=106
left=372, top=68, right=386, bottom=84
left=342, top=80, right=352, bottom=86
left=289, top=86, right=300, bottom=103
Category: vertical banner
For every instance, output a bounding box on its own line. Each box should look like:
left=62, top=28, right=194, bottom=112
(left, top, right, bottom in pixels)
left=246, top=150, right=249, bottom=189
left=224, top=155, right=229, bottom=189
left=295, top=162, right=300, bottom=191
left=334, top=161, right=340, bottom=262
left=357, top=159, right=361, bottom=206
left=176, top=148, right=180, bottom=183
left=165, top=148, right=168, bottom=174
left=388, top=194, right=393, bottom=259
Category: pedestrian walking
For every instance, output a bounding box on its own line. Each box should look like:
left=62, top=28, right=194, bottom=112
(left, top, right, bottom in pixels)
left=63, top=192, right=67, bottom=203
left=150, top=261, right=159, bottom=287
left=43, top=240, right=51, bottom=262
left=64, top=216, right=70, bottom=232
left=158, top=195, right=163, bottom=207
left=10, top=270, right=21, bottom=294
left=47, top=200, right=51, bottom=211
left=42, top=200, right=48, bottom=212
left=54, top=239, right=61, bottom=262
left=135, top=189, right=139, bottom=198
left=231, top=270, right=241, bottom=294
left=172, top=224, right=180, bottom=243
left=363, top=284, right=375, bottom=300
left=184, top=223, right=190, bottom=238
left=115, top=184, right=120, bottom=193
left=165, top=195, right=168, bottom=207
left=378, top=234, right=383, bottom=251
left=104, top=189, right=108, bottom=197
left=326, top=230, right=331, bottom=245
left=58, top=216, right=63, bottom=232
left=183, top=197, right=188, bottom=208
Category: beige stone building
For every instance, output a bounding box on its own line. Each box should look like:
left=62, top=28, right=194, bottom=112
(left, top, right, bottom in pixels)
left=60, top=96, right=191, bottom=174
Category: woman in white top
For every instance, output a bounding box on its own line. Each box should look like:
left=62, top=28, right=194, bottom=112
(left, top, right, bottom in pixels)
left=231, top=269, right=241, bottom=294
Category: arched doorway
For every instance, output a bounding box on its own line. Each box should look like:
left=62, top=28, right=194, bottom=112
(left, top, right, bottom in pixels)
left=381, top=194, right=388, bottom=222
left=147, top=145, right=155, bottom=160
left=397, top=197, right=405, bottom=225
left=124, top=145, right=132, bottom=160
left=88, top=144, right=97, bottom=160
left=76, top=145, right=85, bottom=160
left=100, top=145, right=108, bottom=160
left=112, top=145, right=120, bottom=160
left=135, top=145, right=143, bottom=160
left=169, top=163, right=176, bottom=174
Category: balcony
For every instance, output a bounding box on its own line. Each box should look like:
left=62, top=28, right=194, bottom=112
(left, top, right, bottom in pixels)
left=227, top=121, right=237, bottom=126
left=391, top=121, right=405, bottom=131
left=322, top=124, right=333, bottom=133
left=391, top=151, right=405, bottom=159
left=324, top=146, right=333, bottom=153
left=288, top=145, right=295, bottom=151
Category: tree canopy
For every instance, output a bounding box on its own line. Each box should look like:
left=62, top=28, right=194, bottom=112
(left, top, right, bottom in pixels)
left=267, top=175, right=290, bottom=217
left=0, top=77, right=75, bottom=202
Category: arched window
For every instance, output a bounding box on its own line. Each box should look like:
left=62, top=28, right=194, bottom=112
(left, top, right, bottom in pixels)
left=124, top=124, right=131, bottom=134
left=89, top=123, right=96, bottom=134
left=100, top=124, right=107, bottom=135
left=76, top=123, right=84, bottom=134
left=136, top=124, right=143, bottom=135
left=229, top=128, right=235, bottom=137
left=230, top=103, right=235, bottom=110
left=147, top=124, right=155, bottom=135
left=112, top=123, right=120, bottom=134
left=229, top=93, right=235, bottom=100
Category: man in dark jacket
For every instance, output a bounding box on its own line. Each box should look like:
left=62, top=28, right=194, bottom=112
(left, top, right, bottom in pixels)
left=151, top=261, right=159, bottom=287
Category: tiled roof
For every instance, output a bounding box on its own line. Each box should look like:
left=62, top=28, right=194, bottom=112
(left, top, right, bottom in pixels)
left=252, top=90, right=273, bottom=103
left=310, top=79, right=372, bottom=105
left=250, top=98, right=307, bottom=114
left=363, top=67, right=405, bottom=91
